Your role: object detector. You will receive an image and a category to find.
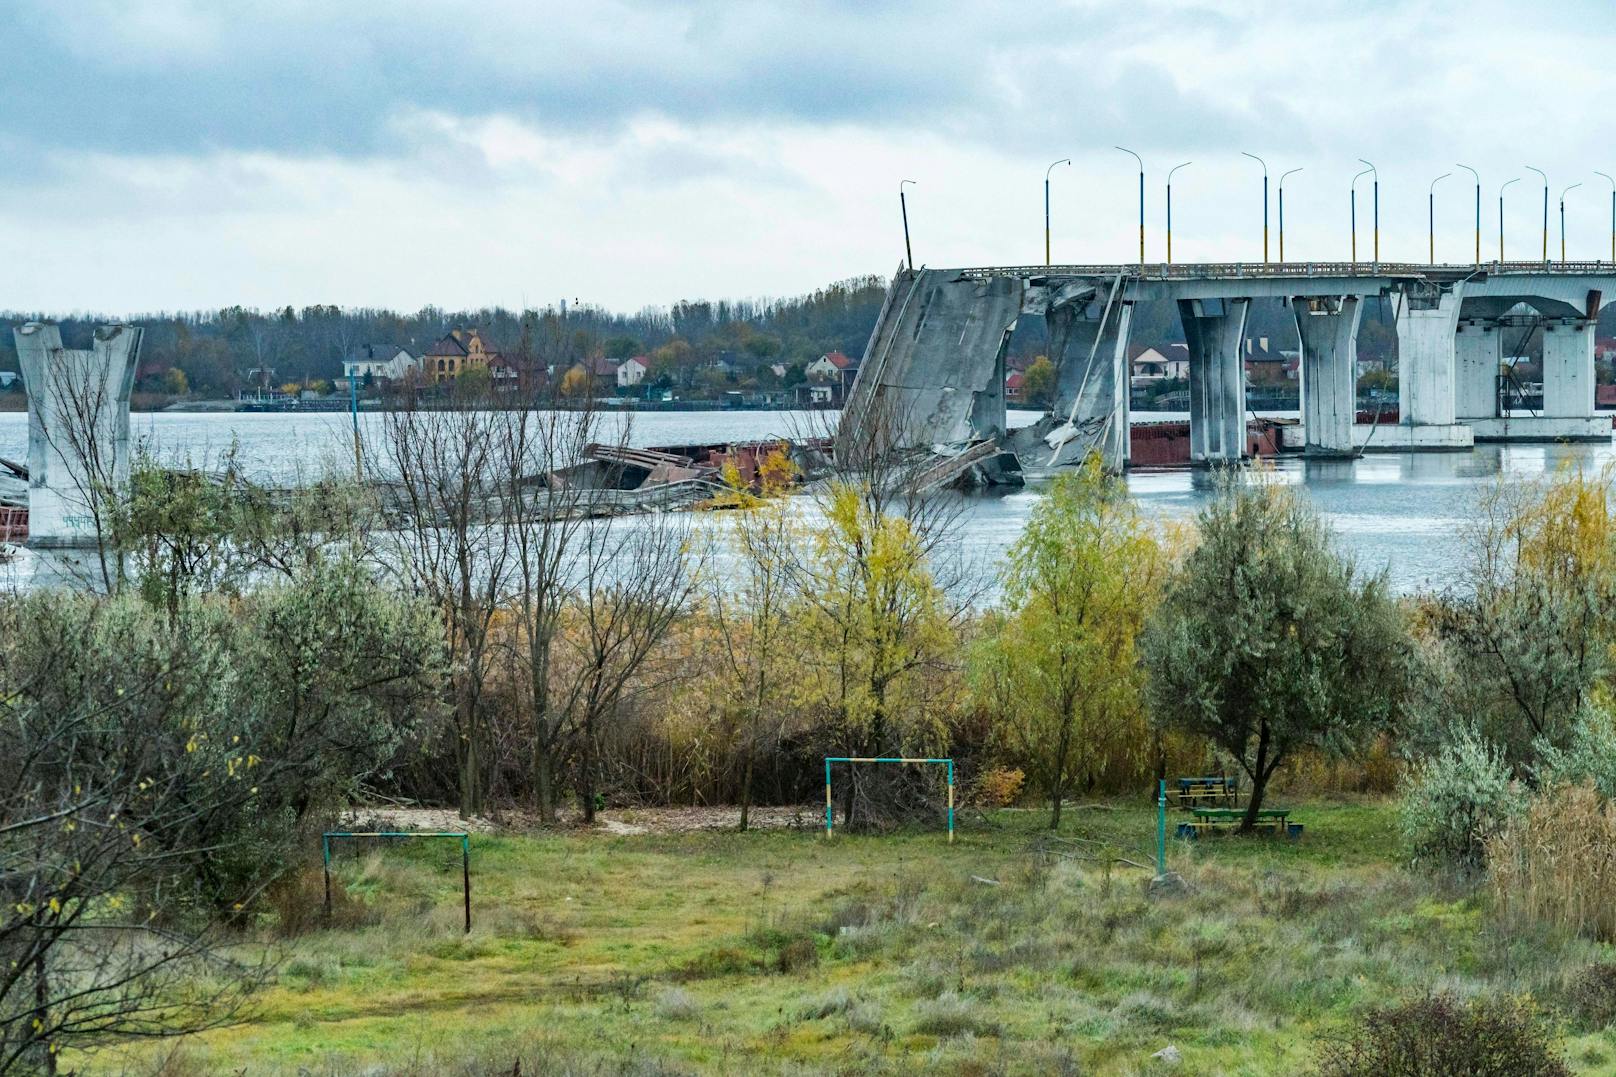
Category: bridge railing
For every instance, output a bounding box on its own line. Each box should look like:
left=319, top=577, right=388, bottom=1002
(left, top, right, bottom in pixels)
left=955, top=260, right=1616, bottom=281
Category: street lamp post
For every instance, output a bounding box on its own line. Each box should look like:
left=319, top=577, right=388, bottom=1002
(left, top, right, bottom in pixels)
left=1457, top=163, right=1480, bottom=265
left=899, top=179, right=916, bottom=271
left=1278, top=168, right=1301, bottom=262
left=1359, top=158, right=1379, bottom=268
left=1044, top=158, right=1070, bottom=267
left=1428, top=172, right=1450, bottom=265
left=1526, top=166, right=1548, bottom=263
left=1499, top=177, right=1519, bottom=262
left=1166, top=162, right=1191, bottom=264
left=1351, top=166, right=1373, bottom=267
left=1560, top=183, right=1581, bottom=263
left=1598, top=172, right=1616, bottom=263
left=1117, top=146, right=1145, bottom=266
left=1241, top=152, right=1269, bottom=263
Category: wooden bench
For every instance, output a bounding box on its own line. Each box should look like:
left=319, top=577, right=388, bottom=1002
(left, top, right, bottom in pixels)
left=1176, top=776, right=1238, bottom=810
left=1176, top=807, right=1303, bottom=840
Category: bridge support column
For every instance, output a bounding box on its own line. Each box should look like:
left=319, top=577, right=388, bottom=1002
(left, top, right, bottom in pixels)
left=1292, top=296, right=1360, bottom=456
left=1455, top=319, right=1502, bottom=420
left=1542, top=318, right=1596, bottom=418
left=1391, top=284, right=1472, bottom=450
left=1034, top=298, right=1133, bottom=470
left=1180, top=297, right=1249, bottom=464
left=14, top=322, right=143, bottom=548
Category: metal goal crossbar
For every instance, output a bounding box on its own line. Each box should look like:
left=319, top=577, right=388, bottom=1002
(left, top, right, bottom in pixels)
left=823, top=757, right=955, bottom=842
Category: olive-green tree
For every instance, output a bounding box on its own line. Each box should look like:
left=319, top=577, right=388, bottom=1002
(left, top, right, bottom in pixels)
left=972, top=457, right=1166, bottom=828
left=1141, top=475, right=1414, bottom=830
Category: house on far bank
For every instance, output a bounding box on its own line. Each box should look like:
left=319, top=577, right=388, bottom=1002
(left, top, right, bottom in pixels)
left=617, top=356, right=649, bottom=389
left=425, top=328, right=500, bottom=384
left=343, top=343, right=419, bottom=386
left=1005, top=370, right=1025, bottom=403
left=1130, top=344, right=1189, bottom=387
left=804, top=351, right=853, bottom=380
left=565, top=356, right=619, bottom=394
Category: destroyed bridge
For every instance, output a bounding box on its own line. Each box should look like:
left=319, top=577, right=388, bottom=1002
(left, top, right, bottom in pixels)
left=834, top=261, right=1616, bottom=477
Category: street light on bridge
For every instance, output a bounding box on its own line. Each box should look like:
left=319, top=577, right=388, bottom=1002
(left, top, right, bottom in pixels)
left=1499, top=177, right=1520, bottom=262
left=1166, top=161, right=1191, bottom=264
left=1044, top=158, right=1070, bottom=267
left=1560, top=183, right=1582, bottom=263
left=1428, top=172, right=1450, bottom=265
left=1596, top=172, right=1616, bottom=263
left=1456, top=164, right=1481, bottom=265
left=1525, top=166, right=1548, bottom=264
left=1359, top=159, right=1379, bottom=268
left=1351, top=165, right=1374, bottom=267
left=899, top=179, right=916, bottom=272
left=1116, top=146, right=1145, bottom=266
left=1278, top=168, right=1301, bottom=262
left=1240, top=152, right=1269, bottom=263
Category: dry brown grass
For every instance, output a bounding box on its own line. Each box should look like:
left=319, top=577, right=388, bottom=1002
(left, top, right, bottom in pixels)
left=1488, top=782, right=1616, bottom=941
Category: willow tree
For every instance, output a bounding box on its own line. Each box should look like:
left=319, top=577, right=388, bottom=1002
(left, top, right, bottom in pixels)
left=972, top=457, right=1166, bottom=829
left=1141, top=474, right=1413, bottom=831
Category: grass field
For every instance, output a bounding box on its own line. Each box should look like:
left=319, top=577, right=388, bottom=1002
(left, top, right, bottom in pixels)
left=94, top=799, right=1616, bottom=1075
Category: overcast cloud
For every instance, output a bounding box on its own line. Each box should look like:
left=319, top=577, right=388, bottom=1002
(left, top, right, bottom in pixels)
left=3, top=0, right=1614, bottom=314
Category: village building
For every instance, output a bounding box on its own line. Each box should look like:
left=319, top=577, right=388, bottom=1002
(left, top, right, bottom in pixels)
left=617, top=356, right=649, bottom=388
left=424, top=328, right=500, bottom=384
left=342, top=343, right=419, bottom=385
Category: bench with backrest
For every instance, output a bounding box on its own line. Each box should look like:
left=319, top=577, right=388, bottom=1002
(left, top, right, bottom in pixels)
left=1176, top=806, right=1303, bottom=840
left=1176, top=776, right=1238, bottom=810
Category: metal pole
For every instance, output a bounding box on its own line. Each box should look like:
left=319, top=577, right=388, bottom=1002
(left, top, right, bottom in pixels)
left=824, top=758, right=833, bottom=838
left=1602, top=173, right=1616, bottom=262
left=1527, top=166, right=1548, bottom=264
left=1500, top=177, right=1519, bottom=262
left=349, top=370, right=362, bottom=479
left=1560, top=183, right=1580, bottom=263
left=899, top=180, right=915, bottom=271
left=1166, top=161, right=1190, bottom=266
left=1351, top=187, right=1357, bottom=266
left=1428, top=173, right=1450, bottom=265
left=1156, top=779, right=1166, bottom=874
left=1358, top=159, right=1378, bottom=270
left=322, top=833, right=332, bottom=924
left=462, top=835, right=471, bottom=933
left=1117, top=147, right=1144, bottom=267
left=947, top=760, right=955, bottom=844
left=1278, top=168, right=1301, bottom=264
left=1241, top=152, right=1268, bottom=263
left=1457, top=164, right=1480, bottom=265
left=1044, top=158, right=1069, bottom=266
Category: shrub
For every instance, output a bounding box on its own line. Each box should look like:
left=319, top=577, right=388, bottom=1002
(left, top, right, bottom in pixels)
left=1563, top=963, right=1616, bottom=1030
left=1399, top=726, right=1524, bottom=871
left=910, top=992, right=1001, bottom=1038
left=1488, top=782, right=1616, bottom=941
left=973, top=766, right=1026, bottom=808
left=1534, top=702, right=1616, bottom=799
left=1314, top=992, right=1570, bottom=1076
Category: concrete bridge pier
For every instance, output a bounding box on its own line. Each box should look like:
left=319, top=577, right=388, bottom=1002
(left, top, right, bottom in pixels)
left=1046, top=299, right=1133, bottom=469
left=1291, top=295, right=1361, bottom=456
left=1454, top=318, right=1502, bottom=421
left=1391, top=284, right=1473, bottom=450
left=1542, top=318, right=1596, bottom=420
left=1180, top=297, right=1250, bottom=464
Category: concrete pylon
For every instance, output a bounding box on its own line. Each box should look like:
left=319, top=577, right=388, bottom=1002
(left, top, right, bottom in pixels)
left=1391, top=282, right=1471, bottom=448
left=1542, top=318, right=1596, bottom=418
left=1047, top=299, right=1133, bottom=469
left=1292, top=296, right=1361, bottom=456
left=1180, top=297, right=1250, bottom=464
left=1454, top=319, right=1502, bottom=420
left=13, top=322, right=142, bottom=547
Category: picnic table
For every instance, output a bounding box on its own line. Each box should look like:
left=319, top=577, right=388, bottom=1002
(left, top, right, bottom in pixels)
left=1176, top=806, right=1303, bottom=840
left=1176, top=776, right=1238, bottom=810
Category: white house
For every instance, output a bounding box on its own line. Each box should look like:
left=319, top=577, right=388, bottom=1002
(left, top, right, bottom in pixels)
left=1130, top=344, right=1189, bottom=386
left=804, top=350, right=854, bottom=380
left=617, top=356, right=649, bottom=388
left=343, top=344, right=418, bottom=384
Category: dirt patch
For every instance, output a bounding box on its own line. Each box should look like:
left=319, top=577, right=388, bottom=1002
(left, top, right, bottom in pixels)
left=340, top=806, right=498, bottom=834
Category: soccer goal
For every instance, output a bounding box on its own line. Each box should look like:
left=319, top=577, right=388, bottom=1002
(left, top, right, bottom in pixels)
left=823, top=757, right=955, bottom=842
left=322, top=830, right=472, bottom=932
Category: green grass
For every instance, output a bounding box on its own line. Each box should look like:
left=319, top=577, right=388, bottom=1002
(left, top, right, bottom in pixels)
left=89, top=798, right=1616, bottom=1075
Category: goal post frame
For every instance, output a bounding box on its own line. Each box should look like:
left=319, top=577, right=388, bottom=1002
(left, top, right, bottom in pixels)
left=823, top=757, right=955, bottom=842
left=322, top=830, right=472, bottom=933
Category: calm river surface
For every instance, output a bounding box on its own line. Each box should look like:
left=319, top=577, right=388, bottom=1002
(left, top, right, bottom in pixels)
left=4, top=408, right=1613, bottom=596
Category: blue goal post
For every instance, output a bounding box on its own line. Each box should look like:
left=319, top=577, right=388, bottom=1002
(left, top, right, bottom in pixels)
left=823, top=757, right=955, bottom=842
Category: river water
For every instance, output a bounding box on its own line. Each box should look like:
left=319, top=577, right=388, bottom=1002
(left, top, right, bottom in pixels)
left=4, top=408, right=1613, bottom=595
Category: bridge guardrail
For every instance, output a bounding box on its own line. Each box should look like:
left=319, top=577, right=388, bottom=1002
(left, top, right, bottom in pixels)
left=956, top=260, right=1616, bottom=281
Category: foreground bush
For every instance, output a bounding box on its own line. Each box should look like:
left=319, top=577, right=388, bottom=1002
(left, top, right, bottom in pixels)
left=1314, top=993, right=1569, bottom=1076
left=1489, top=781, right=1616, bottom=941
left=1399, top=726, right=1523, bottom=871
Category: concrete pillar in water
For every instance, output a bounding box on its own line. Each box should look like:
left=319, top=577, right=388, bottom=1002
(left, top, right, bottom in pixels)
left=1454, top=319, right=1502, bottom=420
left=1044, top=298, right=1133, bottom=470
left=1292, top=295, right=1361, bottom=456
left=1390, top=283, right=1471, bottom=448
left=1541, top=318, right=1596, bottom=418
left=13, top=322, right=143, bottom=547
left=1180, top=297, right=1250, bottom=464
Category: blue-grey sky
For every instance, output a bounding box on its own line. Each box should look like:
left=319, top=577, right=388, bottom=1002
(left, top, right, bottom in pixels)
left=3, top=0, right=1613, bottom=314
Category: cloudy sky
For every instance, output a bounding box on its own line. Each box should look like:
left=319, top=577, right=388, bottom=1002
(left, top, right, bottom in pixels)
left=3, top=0, right=1613, bottom=316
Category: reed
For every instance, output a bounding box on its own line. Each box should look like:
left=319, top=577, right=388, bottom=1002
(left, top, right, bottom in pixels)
left=1488, top=781, right=1616, bottom=941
